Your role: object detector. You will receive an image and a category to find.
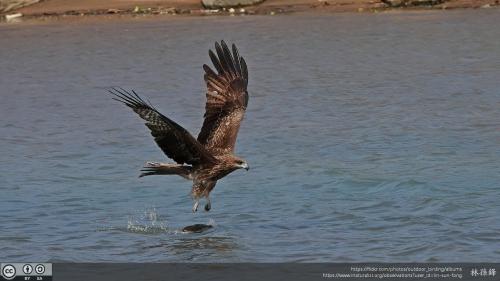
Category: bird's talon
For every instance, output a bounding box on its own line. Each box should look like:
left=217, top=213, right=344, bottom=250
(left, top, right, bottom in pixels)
left=192, top=201, right=199, bottom=213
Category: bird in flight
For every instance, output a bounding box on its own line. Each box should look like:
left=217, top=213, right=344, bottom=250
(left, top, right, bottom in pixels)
left=109, top=41, right=249, bottom=212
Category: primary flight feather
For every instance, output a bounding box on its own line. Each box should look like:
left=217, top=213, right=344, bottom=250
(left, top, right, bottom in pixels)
left=109, top=41, right=249, bottom=212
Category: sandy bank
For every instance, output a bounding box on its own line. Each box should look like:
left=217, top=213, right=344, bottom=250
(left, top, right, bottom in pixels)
left=2, top=0, right=500, bottom=22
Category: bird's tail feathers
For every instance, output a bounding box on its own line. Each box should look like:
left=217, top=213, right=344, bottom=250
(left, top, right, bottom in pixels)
left=139, top=162, right=192, bottom=179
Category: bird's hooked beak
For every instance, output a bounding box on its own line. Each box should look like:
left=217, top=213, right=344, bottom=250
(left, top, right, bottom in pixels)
left=239, top=162, right=249, bottom=171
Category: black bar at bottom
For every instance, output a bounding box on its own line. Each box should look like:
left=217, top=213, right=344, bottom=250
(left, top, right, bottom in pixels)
left=51, top=263, right=500, bottom=281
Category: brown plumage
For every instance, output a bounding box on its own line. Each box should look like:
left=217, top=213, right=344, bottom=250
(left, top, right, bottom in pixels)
left=109, top=41, right=249, bottom=212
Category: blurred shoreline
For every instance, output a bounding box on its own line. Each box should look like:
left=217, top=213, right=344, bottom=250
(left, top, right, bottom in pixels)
left=1, top=0, right=499, bottom=24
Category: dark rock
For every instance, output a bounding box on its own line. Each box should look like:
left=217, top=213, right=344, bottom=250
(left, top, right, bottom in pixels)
left=201, top=0, right=265, bottom=9
left=381, top=0, right=445, bottom=7
left=182, top=224, right=213, bottom=233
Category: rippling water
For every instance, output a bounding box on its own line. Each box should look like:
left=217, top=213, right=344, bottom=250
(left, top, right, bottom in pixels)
left=1, top=10, right=499, bottom=262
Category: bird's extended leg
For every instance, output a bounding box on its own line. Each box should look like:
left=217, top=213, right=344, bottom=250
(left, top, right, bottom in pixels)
left=192, top=181, right=214, bottom=213
left=192, top=200, right=200, bottom=213
left=204, top=196, right=211, bottom=212
left=191, top=182, right=205, bottom=213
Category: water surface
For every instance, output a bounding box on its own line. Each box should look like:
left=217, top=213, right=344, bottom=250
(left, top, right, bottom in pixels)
left=1, top=10, right=499, bottom=262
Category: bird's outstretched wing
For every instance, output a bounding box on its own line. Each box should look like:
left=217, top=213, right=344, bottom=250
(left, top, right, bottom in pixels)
left=109, top=88, right=215, bottom=166
left=198, top=40, right=249, bottom=152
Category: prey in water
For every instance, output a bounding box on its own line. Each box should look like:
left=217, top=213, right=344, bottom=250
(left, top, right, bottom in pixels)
left=109, top=41, right=250, bottom=212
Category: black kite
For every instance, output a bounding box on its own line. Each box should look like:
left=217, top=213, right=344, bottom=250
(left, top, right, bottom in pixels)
left=109, top=41, right=249, bottom=212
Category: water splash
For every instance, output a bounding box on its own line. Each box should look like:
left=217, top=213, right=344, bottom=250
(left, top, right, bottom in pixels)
left=207, top=218, right=216, bottom=227
left=126, top=207, right=170, bottom=234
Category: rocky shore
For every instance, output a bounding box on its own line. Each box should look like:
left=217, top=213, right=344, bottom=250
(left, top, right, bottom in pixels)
left=1, top=0, right=499, bottom=22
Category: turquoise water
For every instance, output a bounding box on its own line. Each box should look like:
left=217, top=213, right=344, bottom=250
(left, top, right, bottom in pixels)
left=0, top=10, right=499, bottom=262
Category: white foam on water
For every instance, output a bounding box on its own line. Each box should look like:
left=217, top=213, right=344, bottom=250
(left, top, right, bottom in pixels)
left=207, top=218, right=216, bottom=226
left=126, top=207, right=170, bottom=234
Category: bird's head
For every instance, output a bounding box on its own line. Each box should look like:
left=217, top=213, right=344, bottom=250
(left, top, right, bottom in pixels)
left=232, top=157, right=249, bottom=171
